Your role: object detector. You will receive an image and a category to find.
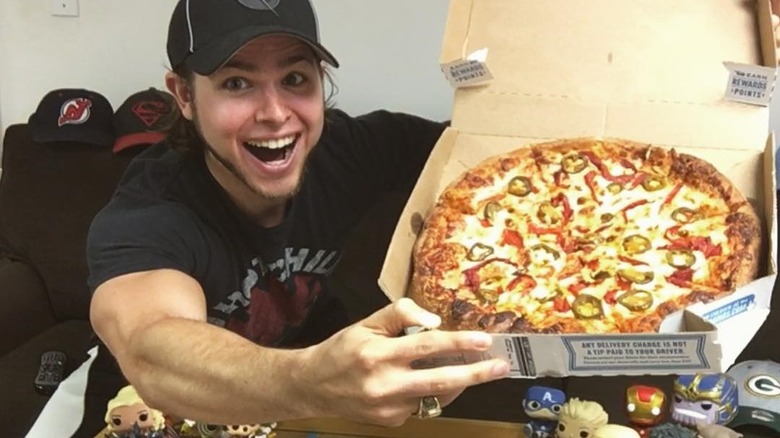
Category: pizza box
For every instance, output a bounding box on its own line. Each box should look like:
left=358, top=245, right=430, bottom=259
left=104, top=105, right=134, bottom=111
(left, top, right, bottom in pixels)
left=378, top=0, right=779, bottom=377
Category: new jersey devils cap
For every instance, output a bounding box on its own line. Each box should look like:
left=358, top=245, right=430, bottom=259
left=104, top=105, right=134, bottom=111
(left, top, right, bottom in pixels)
left=727, top=360, right=780, bottom=434
left=167, top=0, right=339, bottom=75
left=113, top=88, right=176, bottom=153
left=28, top=88, right=115, bottom=147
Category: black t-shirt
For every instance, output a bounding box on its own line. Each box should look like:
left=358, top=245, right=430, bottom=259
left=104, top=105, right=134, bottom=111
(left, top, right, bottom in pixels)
left=86, top=109, right=446, bottom=347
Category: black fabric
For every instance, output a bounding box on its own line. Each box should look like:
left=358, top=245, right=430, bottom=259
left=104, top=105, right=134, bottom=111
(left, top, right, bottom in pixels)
left=28, top=88, right=115, bottom=147
left=87, top=108, right=444, bottom=347
left=0, top=320, right=93, bottom=438
left=0, top=124, right=139, bottom=320
left=167, top=0, right=338, bottom=74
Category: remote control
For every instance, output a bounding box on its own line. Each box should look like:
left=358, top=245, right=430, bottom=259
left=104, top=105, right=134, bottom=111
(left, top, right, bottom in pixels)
left=34, top=350, right=67, bottom=396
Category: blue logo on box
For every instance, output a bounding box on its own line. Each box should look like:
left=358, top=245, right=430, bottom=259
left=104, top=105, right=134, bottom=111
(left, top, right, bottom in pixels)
left=702, top=294, right=755, bottom=324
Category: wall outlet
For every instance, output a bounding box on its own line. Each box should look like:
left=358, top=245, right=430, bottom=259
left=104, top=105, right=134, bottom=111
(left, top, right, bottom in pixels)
left=50, top=0, right=79, bottom=17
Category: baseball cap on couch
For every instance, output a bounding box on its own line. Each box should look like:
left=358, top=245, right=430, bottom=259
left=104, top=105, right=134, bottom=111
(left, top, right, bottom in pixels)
left=167, top=0, right=339, bottom=75
left=113, top=88, right=176, bottom=153
left=28, top=88, right=115, bottom=147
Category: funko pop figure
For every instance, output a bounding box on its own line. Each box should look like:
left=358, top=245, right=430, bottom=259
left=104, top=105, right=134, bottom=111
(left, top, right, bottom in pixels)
left=648, top=423, right=697, bottom=438
left=671, top=373, right=738, bottom=427
left=192, top=421, right=277, bottom=438
left=104, top=385, right=168, bottom=438
left=522, top=386, right=566, bottom=438
left=626, top=385, right=666, bottom=437
left=224, top=424, right=262, bottom=437
left=556, top=397, right=609, bottom=438
left=593, top=424, right=641, bottom=438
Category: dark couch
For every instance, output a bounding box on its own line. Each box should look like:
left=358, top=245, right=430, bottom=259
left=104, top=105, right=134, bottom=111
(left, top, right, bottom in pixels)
left=0, top=123, right=138, bottom=437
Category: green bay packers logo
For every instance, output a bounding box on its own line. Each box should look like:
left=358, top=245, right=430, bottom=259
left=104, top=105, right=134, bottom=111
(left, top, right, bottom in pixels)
left=237, top=0, right=281, bottom=10
left=746, top=375, right=780, bottom=397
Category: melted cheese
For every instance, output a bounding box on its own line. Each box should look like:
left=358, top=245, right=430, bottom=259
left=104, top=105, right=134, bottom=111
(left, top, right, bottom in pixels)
left=440, top=145, right=732, bottom=330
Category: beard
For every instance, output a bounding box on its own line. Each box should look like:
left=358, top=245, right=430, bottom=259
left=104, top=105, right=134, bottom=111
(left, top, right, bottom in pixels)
left=189, top=100, right=307, bottom=203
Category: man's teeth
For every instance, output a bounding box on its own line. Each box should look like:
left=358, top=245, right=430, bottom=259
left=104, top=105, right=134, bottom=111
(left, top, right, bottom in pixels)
left=246, top=135, right=296, bottom=150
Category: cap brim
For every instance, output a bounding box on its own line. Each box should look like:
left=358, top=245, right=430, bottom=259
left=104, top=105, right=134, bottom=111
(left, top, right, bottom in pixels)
left=30, top=124, right=115, bottom=148
left=729, top=407, right=780, bottom=433
left=113, top=132, right=166, bottom=154
left=185, top=26, right=339, bottom=75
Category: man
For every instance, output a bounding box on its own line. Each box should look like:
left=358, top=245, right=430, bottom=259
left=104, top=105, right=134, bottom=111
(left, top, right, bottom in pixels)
left=87, top=0, right=510, bottom=429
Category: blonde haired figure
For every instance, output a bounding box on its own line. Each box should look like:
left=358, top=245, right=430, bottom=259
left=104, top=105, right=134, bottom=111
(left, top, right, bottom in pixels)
left=593, top=424, right=642, bottom=438
left=555, top=397, right=609, bottom=438
left=104, top=385, right=169, bottom=438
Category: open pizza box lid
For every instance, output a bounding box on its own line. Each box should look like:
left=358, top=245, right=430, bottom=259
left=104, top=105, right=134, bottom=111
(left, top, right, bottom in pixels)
left=379, top=0, right=779, bottom=377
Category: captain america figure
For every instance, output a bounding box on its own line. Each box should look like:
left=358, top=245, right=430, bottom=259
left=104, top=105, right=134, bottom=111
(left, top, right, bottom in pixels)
left=523, top=385, right=567, bottom=438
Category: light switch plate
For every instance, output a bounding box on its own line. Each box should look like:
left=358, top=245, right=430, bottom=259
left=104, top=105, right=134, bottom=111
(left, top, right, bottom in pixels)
left=50, top=0, right=79, bottom=17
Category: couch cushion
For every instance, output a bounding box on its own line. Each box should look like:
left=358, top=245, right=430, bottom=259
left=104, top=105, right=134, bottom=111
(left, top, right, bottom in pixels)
left=0, top=320, right=94, bottom=437
left=0, top=124, right=136, bottom=320
left=0, top=256, right=55, bottom=357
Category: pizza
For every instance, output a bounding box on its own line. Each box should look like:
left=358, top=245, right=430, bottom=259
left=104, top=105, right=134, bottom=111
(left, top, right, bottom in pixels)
left=410, top=138, right=761, bottom=334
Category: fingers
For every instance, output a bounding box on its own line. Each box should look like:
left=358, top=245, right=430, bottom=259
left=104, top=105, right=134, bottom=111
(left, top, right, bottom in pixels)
left=435, top=387, right=465, bottom=408
left=402, top=359, right=511, bottom=398
left=394, top=328, right=493, bottom=362
left=361, top=298, right=441, bottom=336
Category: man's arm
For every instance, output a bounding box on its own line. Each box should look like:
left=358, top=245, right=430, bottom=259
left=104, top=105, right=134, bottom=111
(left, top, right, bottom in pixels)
left=90, top=269, right=316, bottom=424
left=91, top=269, right=510, bottom=426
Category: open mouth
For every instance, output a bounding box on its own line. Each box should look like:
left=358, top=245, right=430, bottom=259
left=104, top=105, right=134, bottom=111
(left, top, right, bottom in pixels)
left=244, top=134, right=299, bottom=164
left=673, top=408, right=706, bottom=419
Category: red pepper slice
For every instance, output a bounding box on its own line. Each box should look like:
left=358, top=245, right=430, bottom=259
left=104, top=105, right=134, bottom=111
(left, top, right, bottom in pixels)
left=568, top=282, right=588, bottom=295
left=667, top=268, right=693, bottom=288
left=660, top=182, right=683, bottom=212
left=528, top=223, right=562, bottom=235
left=618, top=255, right=648, bottom=266
left=502, top=229, right=525, bottom=249
left=463, top=257, right=516, bottom=291
left=551, top=193, right=573, bottom=223
left=620, top=158, right=638, bottom=172
left=554, top=296, right=571, bottom=312
left=581, top=150, right=635, bottom=185
left=662, top=236, right=722, bottom=258
left=584, top=170, right=599, bottom=201
left=629, top=172, right=647, bottom=189
left=621, top=199, right=650, bottom=221
left=603, top=289, right=618, bottom=305
left=616, top=276, right=632, bottom=290
left=507, top=274, right=536, bottom=292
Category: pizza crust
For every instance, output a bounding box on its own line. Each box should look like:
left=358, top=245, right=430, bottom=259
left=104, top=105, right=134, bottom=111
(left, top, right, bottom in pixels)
left=410, top=137, right=762, bottom=334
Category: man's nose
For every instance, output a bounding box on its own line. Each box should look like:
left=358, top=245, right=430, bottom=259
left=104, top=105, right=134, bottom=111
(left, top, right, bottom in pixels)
left=255, top=88, right=291, bottom=125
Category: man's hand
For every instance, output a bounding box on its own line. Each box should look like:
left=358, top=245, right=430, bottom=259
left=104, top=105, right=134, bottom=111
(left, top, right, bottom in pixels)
left=293, top=298, right=510, bottom=427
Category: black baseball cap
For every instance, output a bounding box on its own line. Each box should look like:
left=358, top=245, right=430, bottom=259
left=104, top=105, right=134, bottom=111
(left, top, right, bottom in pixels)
left=167, top=0, right=339, bottom=75
left=113, top=88, right=176, bottom=153
left=28, top=88, right=115, bottom=147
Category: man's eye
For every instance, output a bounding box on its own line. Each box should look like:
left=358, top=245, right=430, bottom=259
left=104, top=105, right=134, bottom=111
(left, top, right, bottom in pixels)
left=112, top=418, right=122, bottom=426
left=223, top=77, right=248, bottom=91
left=282, top=72, right=306, bottom=87
left=139, top=413, right=149, bottom=421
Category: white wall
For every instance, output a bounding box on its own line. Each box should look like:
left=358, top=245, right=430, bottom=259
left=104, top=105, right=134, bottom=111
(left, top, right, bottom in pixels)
left=0, top=0, right=453, bottom=134
left=2, top=1, right=779, bottom=136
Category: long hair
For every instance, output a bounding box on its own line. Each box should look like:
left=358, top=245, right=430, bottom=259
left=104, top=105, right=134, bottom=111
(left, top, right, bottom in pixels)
left=162, top=60, right=339, bottom=154
left=104, top=385, right=166, bottom=432
left=560, top=397, right=609, bottom=426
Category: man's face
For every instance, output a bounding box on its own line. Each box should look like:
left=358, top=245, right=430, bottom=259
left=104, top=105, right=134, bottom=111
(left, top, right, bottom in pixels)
left=183, top=35, right=325, bottom=205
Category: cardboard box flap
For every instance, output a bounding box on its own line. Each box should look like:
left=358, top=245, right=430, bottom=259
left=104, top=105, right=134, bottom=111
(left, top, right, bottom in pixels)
left=442, top=0, right=772, bottom=148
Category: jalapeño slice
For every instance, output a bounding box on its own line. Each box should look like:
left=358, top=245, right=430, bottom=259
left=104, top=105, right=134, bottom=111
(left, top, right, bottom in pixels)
left=617, top=290, right=653, bottom=312
left=572, top=294, right=604, bottom=320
